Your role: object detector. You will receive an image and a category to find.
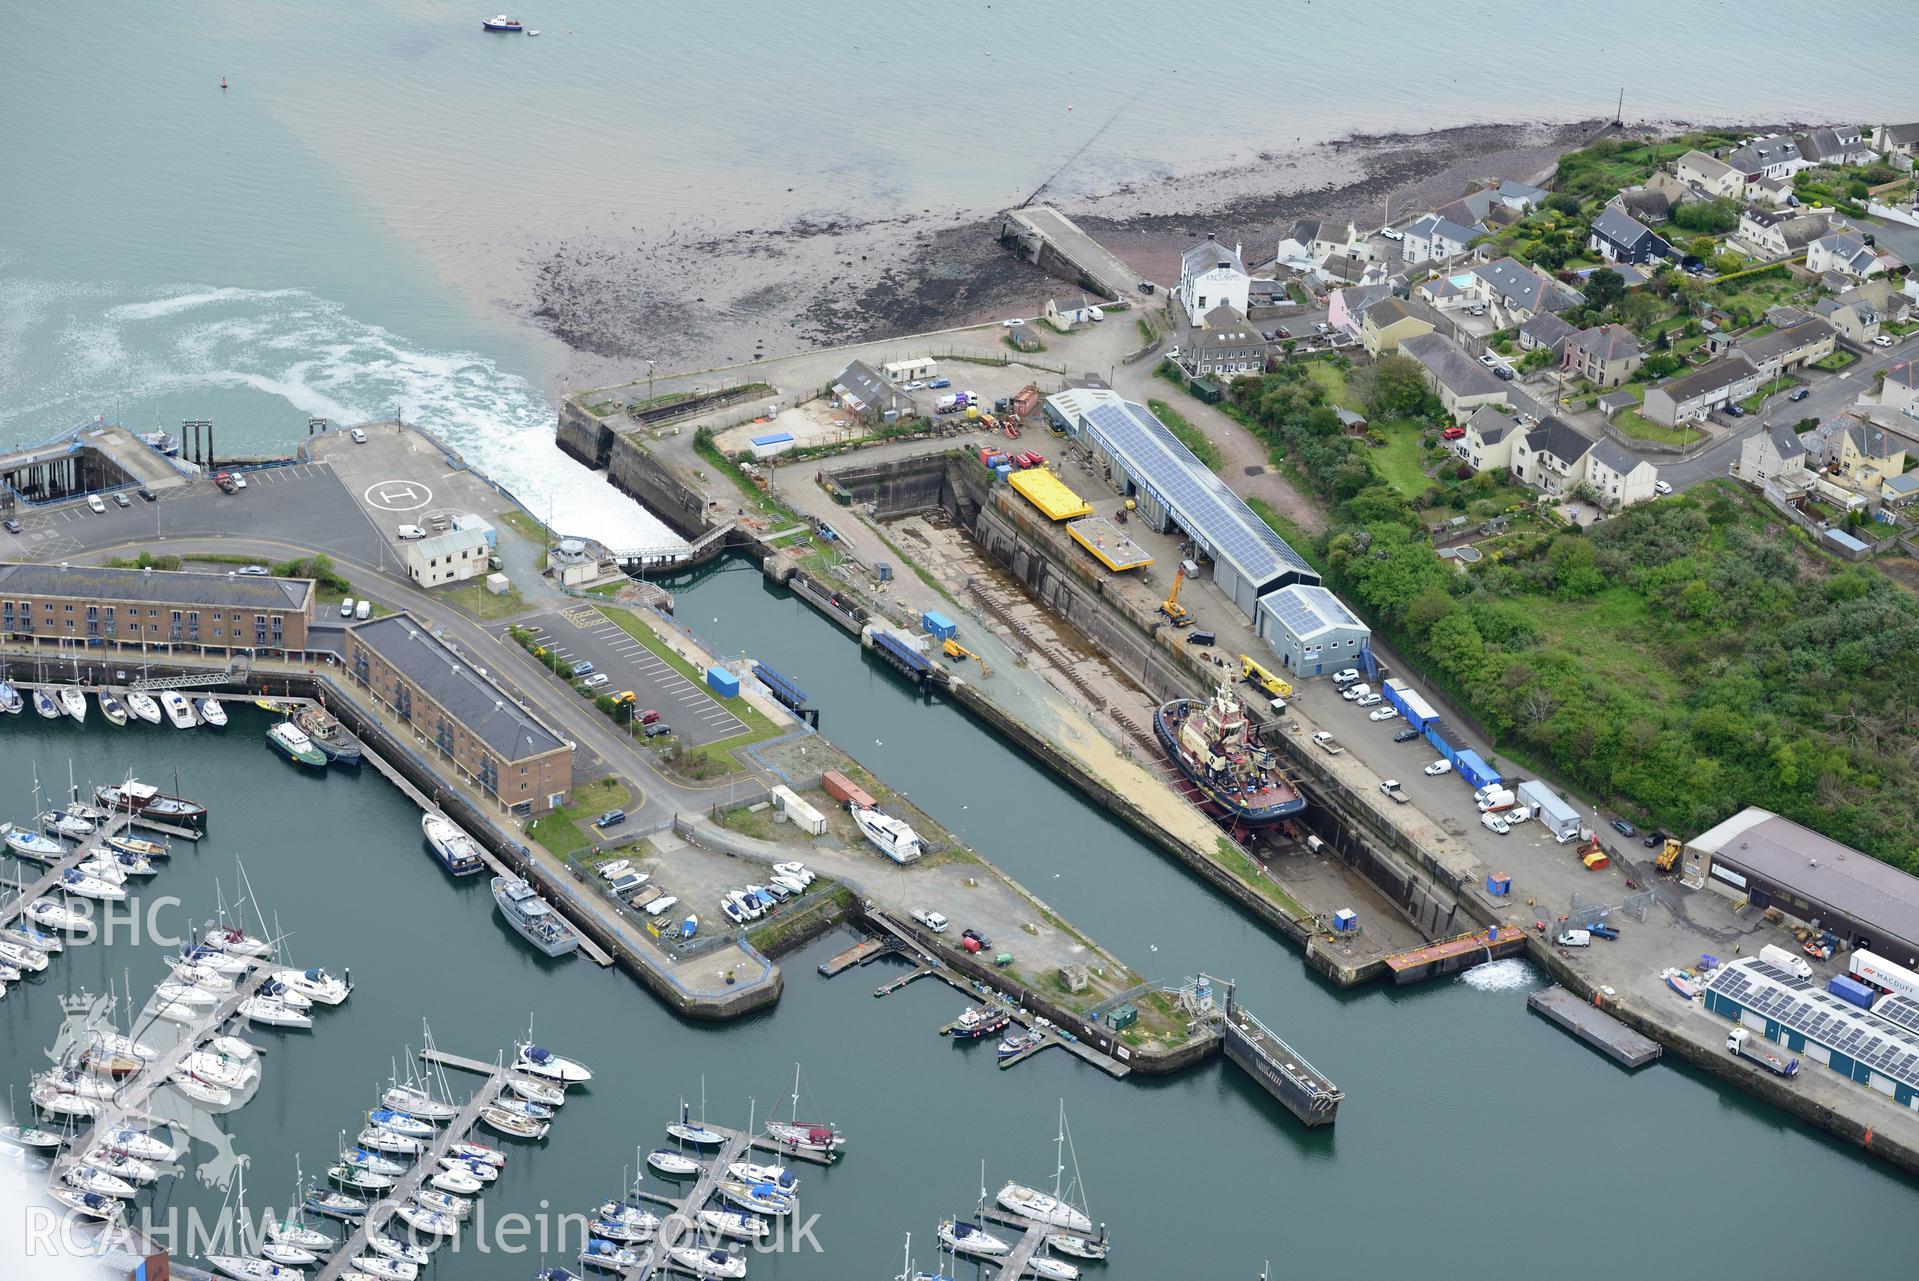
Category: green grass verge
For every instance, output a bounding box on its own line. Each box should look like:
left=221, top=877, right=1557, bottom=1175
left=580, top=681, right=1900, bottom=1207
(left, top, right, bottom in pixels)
left=592, top=605, right=787, bottom=773
left=1246, top=497, right=1326, bottom=572
left=1370, top=419, right=1433, bottom=498
left=495, top=510, right=555, bottom=546
left=1300, top=360, right=1365, bottom=412
left=1214, top=837, right=1308, bottom=918
left=1813, top=350, right=1859, bottom=371
left=1612, top=408, right=1703, bottom=446
left=526, top=777, right=632, bottom=858
left=1146, top=398, right=1224, bottom=471
left=438, top=580, right=526, bottom=621
left=746, top=885, right=855, bottom=956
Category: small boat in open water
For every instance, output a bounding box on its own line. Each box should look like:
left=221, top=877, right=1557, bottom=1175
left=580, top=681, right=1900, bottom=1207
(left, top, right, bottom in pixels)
left=481, top=15, right=524, bottom=31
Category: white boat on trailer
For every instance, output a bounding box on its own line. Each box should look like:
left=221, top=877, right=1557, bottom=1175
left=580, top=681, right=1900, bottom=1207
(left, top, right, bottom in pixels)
left=851, top=804, right=925, bottom=863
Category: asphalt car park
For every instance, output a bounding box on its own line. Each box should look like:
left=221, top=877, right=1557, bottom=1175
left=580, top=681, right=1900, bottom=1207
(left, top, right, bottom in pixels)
left=508, top=609, right=748, bottom=747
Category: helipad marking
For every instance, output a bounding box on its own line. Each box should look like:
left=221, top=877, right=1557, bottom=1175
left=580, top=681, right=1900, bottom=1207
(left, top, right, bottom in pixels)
left=364, top=480, right=433, bottom=512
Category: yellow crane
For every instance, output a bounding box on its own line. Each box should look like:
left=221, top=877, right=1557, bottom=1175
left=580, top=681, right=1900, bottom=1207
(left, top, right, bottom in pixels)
left=941, top=638, right=990, bottom=677
left=1239, top=654, right=1293, bottom=698
left=1159, top=566, right=1194, bottom=627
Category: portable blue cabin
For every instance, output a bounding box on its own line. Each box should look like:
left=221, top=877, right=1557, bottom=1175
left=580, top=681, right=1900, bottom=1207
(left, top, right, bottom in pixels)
left=1453, top=749, right=1500, bottom=790
left=706, top=665, right=741, bottom=698
left=922, top=610, right=957, bottom=641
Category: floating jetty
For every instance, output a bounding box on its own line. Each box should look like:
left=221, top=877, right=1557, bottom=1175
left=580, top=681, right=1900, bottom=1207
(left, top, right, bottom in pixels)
left=1218, top=983, right=1340, bottom=1127
left=817, top=936, right=890, bottom=976
left=0, top=810, right=141, bottom=930
left=1381, top=925, right=1528, bottom=985
left=1527, top=986, right=1662, bottom=1069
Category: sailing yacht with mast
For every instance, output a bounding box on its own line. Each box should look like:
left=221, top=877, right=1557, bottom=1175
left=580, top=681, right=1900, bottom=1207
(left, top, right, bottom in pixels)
left=996, top=1102, right=1094, bottom=1233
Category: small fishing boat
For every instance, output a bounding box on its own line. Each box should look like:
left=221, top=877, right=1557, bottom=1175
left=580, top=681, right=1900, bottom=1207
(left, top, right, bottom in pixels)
left=429, top=1165, right=484, bottom=1196
left=240, top=997, right=313, bottom=1029
left=108, top=834, right=169, bottom=860
left=412, top=1188, right=471, bottom=1219
left=304, top=1188, right=369, bottom=1221
left=506, top=1075, right=565, bottom=1107
left=383, top=1083, right=459, bottom=1122
left=196, top=696, right=230, bottom=728
left=481, top=15, right=525, bottom=31
left=1045, top=1233, right=1110, bottom=1261
left=160, top=690, right=197, bottom=728
left=26, top=898, right=89, bottom=931
left=204, top=1255, right=305, bottom=1281
left=124, top=693, right=163, bottom=725
left=1663, top=968, right=1700, bottom=999
left=995, top=1030, right=1042, bottom=1061
left=170, top=1070, right=233, bottom=1107
left=274, top=966, right=351, bottom=1005
left=294, top=706, right=362, bottom=766
left=327, top=1163, right=395, bottom=1192
left=32, top=688, right=60, bottom=719
left=83, top=1146, right=160, bottom=1185
left=695, top=1208, right=768, bottom=1242
left=0, top=681, right=21, bottom=714
left=40, top=808, right=95, bottom=838
left=394, top=1205, right=459, bottom=1238
left=367, top=1107, right=433, bottom=1138
left=579, top=1240, right=640, bottom=1272
left=938, top=1220, right=1009, bottom=1258
left=67, top=1163, right=140, bottom=1200
left=50, top=1186, right=124, bottom=1222
left=645, top=1147, right=700, bottom=1177
left=492, top=879, right=581, bottom=958
left=366, top=1234, right=430, bottom=1267
left=668, top=1246, right=747, bottom=1279
left=97, top=690, right=129, bottom=725
left=96, top=777, right=207, bottom=824
left=0, top=1123, right=66, bottom=1151
left=58, top=685, right=87, bottom=722
left=61, top=867, right=127, bottom=901
left=5, top=825, right=67, bottom=862
left=421, top=813, right=483, bottom=876
left=515, top=1043, right=592, bottom=1084
left=267, top=722, right=328, bottom=768
left=948, top=1005, right=1009, bottom=1040
left=480, top=1106, right=548, bottom=1140
left=717, top=1178, right=793, bottom=1216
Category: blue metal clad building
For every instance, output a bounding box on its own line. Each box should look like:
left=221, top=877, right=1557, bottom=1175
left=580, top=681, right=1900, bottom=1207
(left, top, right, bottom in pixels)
left=705, top=665, right=740, bottom=698
left=1256, top=584, right=1369, bottom=676
left=1052, top=390, right=1319, bottom=617
left=1704, top=958, right=1919, bottom=1110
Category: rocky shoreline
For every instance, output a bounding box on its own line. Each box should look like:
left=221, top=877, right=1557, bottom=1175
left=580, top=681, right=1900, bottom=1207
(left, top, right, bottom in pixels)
left=533, top=118, right=1637, bottom=389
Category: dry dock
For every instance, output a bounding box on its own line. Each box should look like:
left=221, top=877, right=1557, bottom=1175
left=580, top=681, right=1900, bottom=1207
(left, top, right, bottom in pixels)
left=1527, top=986, right=1662, bottom=1069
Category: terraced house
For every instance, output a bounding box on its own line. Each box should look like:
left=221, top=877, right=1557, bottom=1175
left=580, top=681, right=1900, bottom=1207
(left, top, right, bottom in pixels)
left=0, top=562, right=314, bottom=656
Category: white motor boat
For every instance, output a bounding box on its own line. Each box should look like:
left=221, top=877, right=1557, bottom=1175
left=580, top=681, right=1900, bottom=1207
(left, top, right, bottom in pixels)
left=480, top=1106, right=548, bottom=1140
left=171, top=1070, right=234, bottom=1108
left=769, top=873, right=807, bottom=896
left=393, top=1204, right=459, bottom=1238
left=60, top=868, right=126, bottom=901
left=204, top=1255, right=306, bottom=1281
left=49, top=1185, right=124, bottom=1222
left=66, top=1163, right=140, bottom=1200
left=240, top=997, right=313, bottom=1029
left=58, top=685, right=88, bottom=722
left=725, top=1160, right=795, bottom=1192
left=851, top=805, right=925, bottom=862
left=40, top=808, right=96, bottom=838
left=429, top=1166, right=484, bottom=1196
left=197, top=696, right=230, bottom=727
left=366, top=1234, right=431, bottom=1266
left=5, top=826, right=68, bottom=862
left=181, top=1049, right=257, bottom=1089
left=668, top=1246, right=747, bottom=1279
left=938, top=1219, right=1010, bottom=1257
left=645, top=1147, right=700, bottom=1177
left=506, top=1075, right=566, bottom=1107
left=772, top=861, right=813, bottom=885
left=204, top=923, right=274, bottom=957
left=84, top=1145, right=160, bottom=1185
left=514, top=1043, right=592, bottom=1084
left=0, top=940, right=50, bottom=972
left=412, top=1188, right=471, bottom=1219
left=124, top=692, right=163, bottom=724
left=596, top=859, right=631, bottom=880
left=695, top=1208, right=769, bottom=1242
left=274, top=967, right=351, bottom=1005
left=382, top=1084, right=458, bottom=1122
left=996, top=1182, right=1093, bottom=1234
left=160, top=690, right=198, bottom=728
left=27, top=897, right=91, bottom=931
left=257, top=977, right=313, bottom=1009
left=351, top=1256, right=417, bottom=1281
left=725, top=889, right=762, bottom=922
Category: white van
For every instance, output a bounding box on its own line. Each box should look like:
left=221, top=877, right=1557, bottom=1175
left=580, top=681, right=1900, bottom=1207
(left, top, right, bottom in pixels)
left=355, top=599, right=371, bottom=620
left=1759, top=943, right=1813, bottom=979
left=86, top=494, right=107, bottom=514
left=396, top=524, right=426, bottom=540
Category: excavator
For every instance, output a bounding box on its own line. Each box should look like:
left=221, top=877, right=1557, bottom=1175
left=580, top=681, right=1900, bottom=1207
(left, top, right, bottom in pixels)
left=1159, top=566, right=1194, bottom=627
left=941, top=638, right=990, bottom=677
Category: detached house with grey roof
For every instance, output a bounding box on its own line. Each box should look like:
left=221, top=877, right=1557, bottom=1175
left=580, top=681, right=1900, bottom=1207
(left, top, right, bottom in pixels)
left=1730, top=207, right=1831, bottom=261
left=1469, top=257, right=1581, bottom=324
left=1562, top=324, right=1644, bottom=388
left=1797, top=126, right=1873, bottom=167
left=1587, top=203, right=1671, bottom=265
left=1402, top=214, right=1482, bottom=266
left=1676, top=149, right=1746, bottom=199
left=1728, top=134, right=1810, bottom=182
left=1739, top=421, right=1813, bottom=488
left=1398, top=332, right=1513, bottom=422
left=1807, top=230, right=1885, bottom=279
left=1584, top=437, right=1659, bottom=509
left=1510, top=417, right=1596, bottom=498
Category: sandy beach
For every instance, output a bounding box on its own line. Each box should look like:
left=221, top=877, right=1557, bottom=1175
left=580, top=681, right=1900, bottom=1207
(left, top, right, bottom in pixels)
left=534, top=118, right=1634, bottom=390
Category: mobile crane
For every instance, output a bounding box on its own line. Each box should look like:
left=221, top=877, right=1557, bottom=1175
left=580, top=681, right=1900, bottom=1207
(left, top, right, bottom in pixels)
left=1159, top=566, right=1194, bottom=627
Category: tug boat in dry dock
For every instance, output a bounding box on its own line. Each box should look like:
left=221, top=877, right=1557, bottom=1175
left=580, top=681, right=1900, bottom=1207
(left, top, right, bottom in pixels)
left=1154, top=679, right=1304, bottom=824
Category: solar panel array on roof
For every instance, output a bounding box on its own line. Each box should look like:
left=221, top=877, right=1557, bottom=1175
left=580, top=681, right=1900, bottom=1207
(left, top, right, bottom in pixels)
left=1081, top=399, right=1316, bottom=589
left=1264, top=584, right=1359, bottom=642
left=1707, top=960, right=1919, bottom=1092
left=1874, top=994, right=1919, bottom=1037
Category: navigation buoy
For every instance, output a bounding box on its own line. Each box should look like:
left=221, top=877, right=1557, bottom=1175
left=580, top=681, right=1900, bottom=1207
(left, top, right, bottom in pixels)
left=220, top=78, right=228, bottom=89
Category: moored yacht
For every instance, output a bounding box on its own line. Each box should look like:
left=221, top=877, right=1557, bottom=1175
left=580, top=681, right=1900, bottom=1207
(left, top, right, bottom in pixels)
left=0, top=680, right=20, bottom=714
left=196, top=696, right=229, bottom=728
left=57, top=685, right=87, bottom=722
left=421, top=813, right=484, bottom=876
left=96, top=778, right=207, bottom=825
left=160, top=690, right=197, bottom=728
left=97, top=690, right=129, bottom=725
left=32, top=688, right=60, bottom=719
left=491, top=878, right=580, bottom=958
left=266, top=721, right=328, bottom=768
left=515, top=1043, right=592, bottom=1083
left=124, top=692, right=162, bottom=725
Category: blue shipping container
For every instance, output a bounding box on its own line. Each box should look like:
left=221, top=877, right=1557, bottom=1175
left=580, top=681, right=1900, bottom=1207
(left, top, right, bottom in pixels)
left=995, top=464, right=1013, bottom=480
left=1454, top=749, right=1501, bottom=791
left=922, top=610, right=957, bottom=641
left=705, top=665, right=741, bottom=698
left=1333, top=908, right=1358, bottom=933
left=1828, top=974, right=1876, bottom=1009
left=1485, top=874, right=1511, bottom=896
